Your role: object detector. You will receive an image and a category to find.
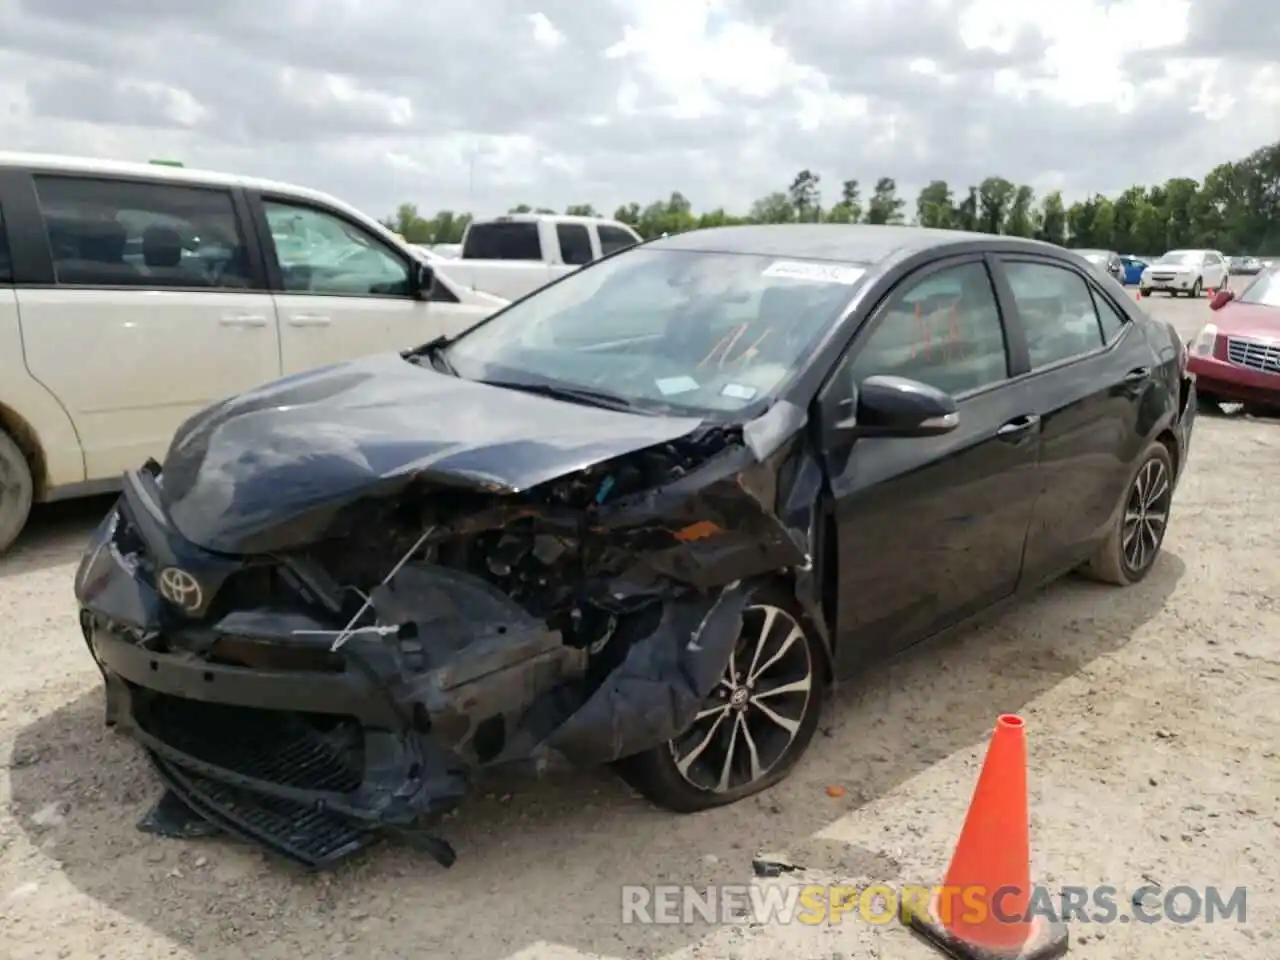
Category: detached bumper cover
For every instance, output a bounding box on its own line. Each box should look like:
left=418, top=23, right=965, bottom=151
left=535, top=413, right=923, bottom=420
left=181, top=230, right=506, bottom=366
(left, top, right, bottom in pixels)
left=77, top=475, right=765, bottom=868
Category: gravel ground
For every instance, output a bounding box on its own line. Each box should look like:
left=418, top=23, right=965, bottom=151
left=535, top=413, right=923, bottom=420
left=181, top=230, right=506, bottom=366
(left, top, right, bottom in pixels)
left=2, top=280, right=1277, bottom=960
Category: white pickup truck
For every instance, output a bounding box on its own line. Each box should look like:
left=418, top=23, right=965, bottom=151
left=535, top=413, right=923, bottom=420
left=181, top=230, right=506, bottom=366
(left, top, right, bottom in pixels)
left=433, top=214, right=643, bottom=302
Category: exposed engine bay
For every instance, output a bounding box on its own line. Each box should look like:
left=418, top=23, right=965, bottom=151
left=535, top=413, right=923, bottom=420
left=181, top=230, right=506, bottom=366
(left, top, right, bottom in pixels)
left=74, top=356, right=821, bottom=870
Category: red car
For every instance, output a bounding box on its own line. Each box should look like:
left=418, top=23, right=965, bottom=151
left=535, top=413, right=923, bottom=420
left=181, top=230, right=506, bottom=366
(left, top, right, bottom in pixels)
left=1189, top=268, right=1280, bottom=414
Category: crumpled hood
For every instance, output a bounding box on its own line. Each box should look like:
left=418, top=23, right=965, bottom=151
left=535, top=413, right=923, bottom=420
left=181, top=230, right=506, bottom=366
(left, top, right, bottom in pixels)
left=158, top=352, right=705, bottom=554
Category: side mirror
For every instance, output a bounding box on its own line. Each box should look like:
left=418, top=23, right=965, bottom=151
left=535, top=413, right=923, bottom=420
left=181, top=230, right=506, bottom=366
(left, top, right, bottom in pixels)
left=412, top=261, right=435, bottom=300
left=828, top=374, right=959, bottom=442
left=1209, top=288, right=1234, bottom=311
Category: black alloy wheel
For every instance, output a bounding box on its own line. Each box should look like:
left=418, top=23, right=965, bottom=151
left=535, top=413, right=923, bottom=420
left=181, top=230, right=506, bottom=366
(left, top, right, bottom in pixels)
left=1080, top=443, right=1175, bottom=586
left=616, top=593, right=825, bottom=812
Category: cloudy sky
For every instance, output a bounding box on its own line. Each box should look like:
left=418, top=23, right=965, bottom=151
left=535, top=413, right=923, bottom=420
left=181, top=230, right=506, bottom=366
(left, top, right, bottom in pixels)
left=0, top=0, right=1276, bottom=222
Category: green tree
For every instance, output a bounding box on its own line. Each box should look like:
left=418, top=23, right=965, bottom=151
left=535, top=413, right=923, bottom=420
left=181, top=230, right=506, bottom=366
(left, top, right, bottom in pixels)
left=385, top=138, right=1280, bottom=254
left=865, top=177, right=905, bottom=224
left=788, top=169, right=822, bottom=222
left=916, top=180, right=954, bottom=229
left=826, top=179, right=863, bottom=223
left=977, top=177, right=1016, bottom=234
left=1003, top=185, right=1036, bottom=237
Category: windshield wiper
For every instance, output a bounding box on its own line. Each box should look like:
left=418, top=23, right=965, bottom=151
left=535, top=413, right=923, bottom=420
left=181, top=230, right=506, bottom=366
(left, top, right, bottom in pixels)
left=405, top=335, right=457, bottom=375
left=477, top=378, right=648, bottom=413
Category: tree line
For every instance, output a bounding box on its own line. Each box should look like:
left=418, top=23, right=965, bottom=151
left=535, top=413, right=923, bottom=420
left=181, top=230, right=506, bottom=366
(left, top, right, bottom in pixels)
left=384, top=139, right=1280, bottom=256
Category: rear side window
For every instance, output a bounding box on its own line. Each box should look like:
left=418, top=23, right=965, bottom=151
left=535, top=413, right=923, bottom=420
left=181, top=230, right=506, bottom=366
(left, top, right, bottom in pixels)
left=1091, top=290, right=1127, bottom=343
left=598, top=225, right=637, bottom=256
left=0, top=207, right=10, bottom=282
left=33, top=176, right=252, bottom=289
left=556, top=223, right=592, bottom=265
left=461, top=222, right=542, bottom=260
left=1004, top=261, right=1105, bottom=368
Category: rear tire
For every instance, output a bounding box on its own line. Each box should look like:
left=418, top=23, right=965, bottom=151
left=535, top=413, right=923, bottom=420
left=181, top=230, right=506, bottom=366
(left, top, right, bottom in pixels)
left=1139, top=287, right=1152, bottom=298
left=616, top=585, right=826, bottom=812
left=1079, top=443, right=1174, bottom=586
left=0, top=429, right=34, bottom=556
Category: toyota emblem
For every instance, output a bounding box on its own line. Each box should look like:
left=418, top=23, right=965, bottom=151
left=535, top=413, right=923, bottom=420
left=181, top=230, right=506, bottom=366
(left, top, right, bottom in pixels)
left=157, top=567, right=203, bottom=612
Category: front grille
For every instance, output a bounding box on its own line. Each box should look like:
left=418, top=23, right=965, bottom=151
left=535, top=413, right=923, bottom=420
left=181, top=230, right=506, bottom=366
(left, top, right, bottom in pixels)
left=1226, top=337, right=1280, bottom=375
left=1151, top=274, right=1177, bottom=282
left=150, top=752, right=376, bottom=867
left=136, top=694, right=363, bottom=792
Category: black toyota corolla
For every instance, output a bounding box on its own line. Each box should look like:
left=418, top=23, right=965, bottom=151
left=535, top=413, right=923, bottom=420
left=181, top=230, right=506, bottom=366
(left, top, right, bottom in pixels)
left=75, top=225, right=1196, bottom=868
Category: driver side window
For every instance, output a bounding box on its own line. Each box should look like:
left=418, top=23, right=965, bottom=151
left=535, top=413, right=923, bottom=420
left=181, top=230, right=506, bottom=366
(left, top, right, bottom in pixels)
left=847, top=261, right=1009, bottom=397
left=263, top=200, right=410, bottom=297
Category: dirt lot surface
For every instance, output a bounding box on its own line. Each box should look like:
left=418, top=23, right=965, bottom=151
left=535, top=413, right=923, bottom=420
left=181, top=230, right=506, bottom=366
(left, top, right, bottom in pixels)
left=2, top=280, right=1276, bottom=960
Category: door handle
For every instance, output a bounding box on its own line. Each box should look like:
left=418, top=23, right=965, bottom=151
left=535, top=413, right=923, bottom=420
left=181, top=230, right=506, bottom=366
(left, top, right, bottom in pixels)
left=219, top=314, right=269, bottom=327
left=995, top=414, right=1041, bottom=441
left=1124, top=366, right=1152, bottom=384
left=288, top=315, right=331, bottom=326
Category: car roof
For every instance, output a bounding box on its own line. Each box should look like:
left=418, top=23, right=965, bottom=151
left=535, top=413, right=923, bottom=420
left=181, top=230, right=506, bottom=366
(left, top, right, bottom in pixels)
left=646, top=224, right=1062, bottom=265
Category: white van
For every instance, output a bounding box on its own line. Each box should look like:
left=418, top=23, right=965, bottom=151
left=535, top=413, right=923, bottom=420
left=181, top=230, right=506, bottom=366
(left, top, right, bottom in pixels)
left=0, top=152, right=507, bottom=553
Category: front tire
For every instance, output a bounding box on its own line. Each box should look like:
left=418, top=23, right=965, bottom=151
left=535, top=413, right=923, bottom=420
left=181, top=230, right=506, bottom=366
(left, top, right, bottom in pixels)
left=1079, top=443, right=1174, bottom=586
left=616, top=588, right=826, bottom=812
left=1196, top=392, right=1222, bottom=415
left=1190, top=277, right=1202, bottom=298
left=0, top=429, right=34, bottom=556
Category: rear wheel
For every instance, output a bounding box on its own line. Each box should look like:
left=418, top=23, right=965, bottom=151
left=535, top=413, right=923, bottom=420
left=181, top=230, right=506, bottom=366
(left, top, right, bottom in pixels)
left=616, top=588, right=826, bottom=812
left=1139, top=287, right=1152, bottom=298
left=1080, top=443, right=1174, bottom=586
left=0, top=429, right=34, bottom=555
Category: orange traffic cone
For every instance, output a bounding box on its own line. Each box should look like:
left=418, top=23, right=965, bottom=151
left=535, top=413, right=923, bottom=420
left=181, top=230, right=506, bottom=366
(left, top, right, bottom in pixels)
left=901, top=714, right=1068, bottom=959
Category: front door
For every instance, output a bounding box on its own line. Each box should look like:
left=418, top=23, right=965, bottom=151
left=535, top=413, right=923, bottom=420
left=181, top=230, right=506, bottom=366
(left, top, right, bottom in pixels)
left=819, top=258, right=1042, bottom=666
left=15, top=174, right=282, bottom=480
left=256, top=197, right=459, bottom=374
left=995, top=258, right=1154, bottom=585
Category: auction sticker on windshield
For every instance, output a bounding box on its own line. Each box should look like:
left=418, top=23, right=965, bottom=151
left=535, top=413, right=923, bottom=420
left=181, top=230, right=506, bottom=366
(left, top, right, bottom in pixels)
left=761, top=261, right=866, bottom=285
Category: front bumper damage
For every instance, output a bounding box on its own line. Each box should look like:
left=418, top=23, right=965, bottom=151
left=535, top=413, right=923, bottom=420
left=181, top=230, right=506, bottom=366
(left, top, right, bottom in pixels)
left=76, top=407, right=819, bottom=869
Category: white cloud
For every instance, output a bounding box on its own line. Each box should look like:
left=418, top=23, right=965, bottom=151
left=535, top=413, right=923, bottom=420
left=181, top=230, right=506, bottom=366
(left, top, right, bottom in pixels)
left=0, top=0, right=1275, bottom=219
left=528, top=12, right=565, bottom=48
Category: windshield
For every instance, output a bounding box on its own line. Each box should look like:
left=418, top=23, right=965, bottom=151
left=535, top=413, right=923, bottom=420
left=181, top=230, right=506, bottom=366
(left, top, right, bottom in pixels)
left=1238, top=269, right=1280, bottom=308
left=1157, top=251, right=1201, bottom=265
left=441, top=249, right=867, bottom=415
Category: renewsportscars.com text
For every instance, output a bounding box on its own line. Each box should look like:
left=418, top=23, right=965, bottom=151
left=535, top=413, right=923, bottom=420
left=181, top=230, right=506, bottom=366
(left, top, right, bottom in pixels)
left=621, top=883, right=1248, bottom=927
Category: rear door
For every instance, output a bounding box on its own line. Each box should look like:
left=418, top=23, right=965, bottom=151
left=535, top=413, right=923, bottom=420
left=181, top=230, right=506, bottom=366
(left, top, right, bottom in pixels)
left=991, top=255, right=1153, bottom=586
left=819, top=256, right=1043, bottom=665
left=10, top=172, right=281, bottom=480
left=251, top=194, right=468, bottom=374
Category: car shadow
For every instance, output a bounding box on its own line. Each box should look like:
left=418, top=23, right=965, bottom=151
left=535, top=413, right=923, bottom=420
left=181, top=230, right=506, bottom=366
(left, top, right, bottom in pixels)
left=0, top=495, right=115, bottom=582
left=8, top=552, right=1185, bottom=959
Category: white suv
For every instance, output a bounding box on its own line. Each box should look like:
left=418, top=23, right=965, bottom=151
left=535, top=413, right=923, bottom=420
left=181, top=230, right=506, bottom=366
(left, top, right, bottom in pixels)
left=0, top=152, right=508, bottom=553
left=1139, top=249, right=1229, bottom=298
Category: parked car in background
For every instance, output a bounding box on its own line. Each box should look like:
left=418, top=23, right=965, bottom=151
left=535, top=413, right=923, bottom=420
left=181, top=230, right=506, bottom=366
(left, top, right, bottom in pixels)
left=1118, top=255, right=1149, bottom=285
left=1191, top=267, right=1280, bottom=415
left=1139, top=249, right=1229, bottom=298
left=73, top=224, right=1195, bottom=869
left=0, top=151, right=507, bottom=554
left=1229, top=255, right=1263, bottom=275
left=1073, top=248, right=1124, bottom=284
left=432, top=213, right=642, bottom=302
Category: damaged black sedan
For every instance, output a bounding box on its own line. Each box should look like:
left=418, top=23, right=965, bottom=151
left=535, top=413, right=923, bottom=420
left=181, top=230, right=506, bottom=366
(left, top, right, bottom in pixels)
left=74, top=225, right=1196, bottom=868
